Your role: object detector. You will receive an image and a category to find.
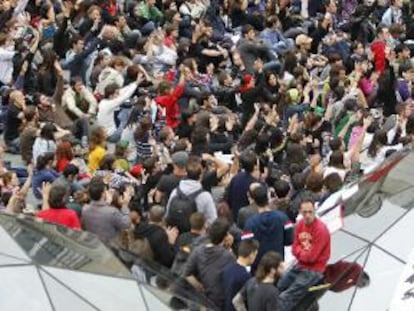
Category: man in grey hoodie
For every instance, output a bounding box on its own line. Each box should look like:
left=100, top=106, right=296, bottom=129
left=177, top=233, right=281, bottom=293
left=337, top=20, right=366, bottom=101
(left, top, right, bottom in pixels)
left=166, top=156, right=217, bottom=225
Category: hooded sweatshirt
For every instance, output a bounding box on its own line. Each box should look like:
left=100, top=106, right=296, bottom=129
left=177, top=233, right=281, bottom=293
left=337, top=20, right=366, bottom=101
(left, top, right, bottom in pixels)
left=184, top=244, right=235, bottom=310
left=244, top=210, right=294, bottom=271
left=167, top=179, right=218, bottom=225
left=292, top=217, right=331, bottom=273
left=134, top=222, right=175, bottom=268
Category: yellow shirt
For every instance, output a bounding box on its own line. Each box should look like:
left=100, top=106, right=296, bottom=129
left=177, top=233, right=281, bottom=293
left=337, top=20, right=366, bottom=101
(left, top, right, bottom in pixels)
left=88, top=145, right=106, bottom=173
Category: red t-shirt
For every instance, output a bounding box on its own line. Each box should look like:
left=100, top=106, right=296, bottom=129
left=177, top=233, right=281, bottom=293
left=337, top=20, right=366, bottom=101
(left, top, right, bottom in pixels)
left=57, top=159, right=70, bottom=173
left=37, top=208, right=81, bottom=229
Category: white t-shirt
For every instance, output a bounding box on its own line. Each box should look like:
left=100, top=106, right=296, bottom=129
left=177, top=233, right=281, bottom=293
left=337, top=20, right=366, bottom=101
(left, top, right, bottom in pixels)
left=360, top=144, right=403, bottom=174
left=32, top=138, right=56, bottom=164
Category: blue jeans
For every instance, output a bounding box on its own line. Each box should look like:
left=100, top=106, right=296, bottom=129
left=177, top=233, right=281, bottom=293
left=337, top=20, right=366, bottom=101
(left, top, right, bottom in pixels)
left=278, top=265, right=324, bottom=311
left=5, top=137, right=20, bottom=154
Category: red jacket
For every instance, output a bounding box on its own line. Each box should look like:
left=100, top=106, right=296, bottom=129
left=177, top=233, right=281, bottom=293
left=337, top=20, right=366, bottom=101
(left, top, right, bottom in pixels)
left=370, top=40, right=386, bottom=75
left=37, top=208, right=81, bottom=229
left=155, top=83, right=185, bottom=128
left=292, top=217, right=330, bottom=273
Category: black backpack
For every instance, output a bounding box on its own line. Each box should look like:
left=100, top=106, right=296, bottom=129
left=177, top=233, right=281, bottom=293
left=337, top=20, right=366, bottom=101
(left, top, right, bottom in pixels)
left=166, top=187, right=204, bottom=233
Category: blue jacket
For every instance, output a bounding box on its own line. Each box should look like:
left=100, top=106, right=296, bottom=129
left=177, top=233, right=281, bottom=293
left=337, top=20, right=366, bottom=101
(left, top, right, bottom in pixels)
left=227, top=171, right=257, bottom=221
left=244, top=210, right=294, bottom=271
left=32, top=169, right=60, bottom=200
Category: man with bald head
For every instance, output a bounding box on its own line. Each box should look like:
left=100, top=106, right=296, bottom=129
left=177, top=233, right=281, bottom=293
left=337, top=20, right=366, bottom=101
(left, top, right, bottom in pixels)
left=236, top=182, right=261, bottom=229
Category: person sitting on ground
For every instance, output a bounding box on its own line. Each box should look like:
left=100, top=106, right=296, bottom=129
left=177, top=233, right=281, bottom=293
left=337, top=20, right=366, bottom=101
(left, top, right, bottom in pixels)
left=278, top=199, right=331, bottom=311
left=32, top=123, right=57, bottom=165
left=32, top=152, right=59, bottom=201
left=36, top=183, right=81, bottom=229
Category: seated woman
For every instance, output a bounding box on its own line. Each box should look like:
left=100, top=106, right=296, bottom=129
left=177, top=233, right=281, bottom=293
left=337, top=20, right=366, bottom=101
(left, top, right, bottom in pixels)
left=88, top=126, right=107, bottom=174
left=56, top=141, right=74, bottom=173
left=359, top=129, right=403, bottom=174
left=32, top=152, right=59, bottom=200
left=32, top=123, right=57, bottom=165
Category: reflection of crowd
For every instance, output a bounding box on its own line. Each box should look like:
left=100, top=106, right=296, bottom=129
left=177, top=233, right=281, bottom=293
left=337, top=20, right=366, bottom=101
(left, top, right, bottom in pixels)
left=0, top=0, right=414, bottom=309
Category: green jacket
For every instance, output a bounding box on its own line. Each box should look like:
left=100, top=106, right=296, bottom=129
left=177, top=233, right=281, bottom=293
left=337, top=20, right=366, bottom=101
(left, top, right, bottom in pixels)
left=138, top=2, right=163, bottom=22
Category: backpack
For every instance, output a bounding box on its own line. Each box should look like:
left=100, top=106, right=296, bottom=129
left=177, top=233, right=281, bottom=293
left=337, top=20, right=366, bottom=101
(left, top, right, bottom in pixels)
left=166, top=186, right=204, bottom=233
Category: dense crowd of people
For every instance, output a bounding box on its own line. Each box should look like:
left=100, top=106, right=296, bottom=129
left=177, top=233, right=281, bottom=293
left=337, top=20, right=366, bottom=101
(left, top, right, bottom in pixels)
left=0, top=0, right=414, bottom=309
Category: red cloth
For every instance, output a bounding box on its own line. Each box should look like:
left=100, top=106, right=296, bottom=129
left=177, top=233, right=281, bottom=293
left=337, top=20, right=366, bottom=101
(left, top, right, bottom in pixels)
left=324, top=261, right=364, bottom=292
left=37, top=208, right=81, bottom=229
left=130, top=164, right=143, bottom=177
left=57, top=159, right=70, bottom=173
left=292, top=217, right=331, bottom=273
left=239, top=74, right=254, bottom=92
left=155, top=83, right=185, bottom=128
left=370, top=40, right=386, bottom=75
left=164, top=36, right=176, bottom=48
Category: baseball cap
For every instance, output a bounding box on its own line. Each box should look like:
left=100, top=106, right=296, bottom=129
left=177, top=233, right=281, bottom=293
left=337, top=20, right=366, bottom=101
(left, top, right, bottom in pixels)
left=172, top=151, right=189, bottom=168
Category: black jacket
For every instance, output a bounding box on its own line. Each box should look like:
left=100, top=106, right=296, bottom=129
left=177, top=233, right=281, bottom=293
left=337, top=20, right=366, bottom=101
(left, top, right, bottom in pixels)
left=213, top=85, right=238, bottom=111
left=134, top=222, right=175, bottom=268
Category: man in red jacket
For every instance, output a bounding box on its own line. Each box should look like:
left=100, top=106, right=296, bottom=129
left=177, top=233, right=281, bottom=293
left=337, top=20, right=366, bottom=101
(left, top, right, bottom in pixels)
left=278, top=199, right=331, bottom=311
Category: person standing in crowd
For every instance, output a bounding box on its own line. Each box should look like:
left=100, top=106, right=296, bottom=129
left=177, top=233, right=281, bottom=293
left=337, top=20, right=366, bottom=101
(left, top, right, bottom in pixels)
left=134, top=205, right=178, bottom=268
left=222, top=239, right=259, bottom=311
left=155, top=151, right=188, bottom=205
left=237, top=182, right=261, bottom=229
left=82, top=176, right=131, bottom=243
left=227, top=150, right=259, bottom=222
left=166, top=156, right=217, bottom=227
left=184, top=218, right=236, bottom=310
left=233, top=251, right=285, bottom=311
left=243, top=184, right=294, bottom=272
